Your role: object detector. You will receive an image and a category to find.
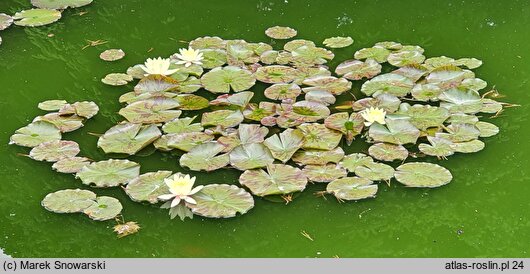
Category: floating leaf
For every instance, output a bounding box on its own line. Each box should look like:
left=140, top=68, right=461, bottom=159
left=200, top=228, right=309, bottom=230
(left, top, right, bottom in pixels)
left=475, top=121, right=499, bottom=137
left=327, top=177, right=377, bottom=201
left=210, top=91, right=253, bottom=108
left=298, top=123, right=342, bottom=150
left=76, top=159, right=140, bottom=188
left=265, top=26, right=297, bottom=39
left=13, top=9, right=61, bottom=27
left=167, top=132, right=214, bottom=152
left=9, top=121, right=61, bottom=147
left=354, top=46, right=390, bottom=63
left=38, top=100, right=68, bottom=111
left=335, top=59, right=381, bottom=80
left=0, top=13, right=13, bottom=30
left=175, top=94, right=209, bottom=110
left=34, top=113, right=84, bottom=133
left=292, top=147, right=344, bottom=165
left=134, top=75, right=179, bottom=93
left=264, top=83, right=301, bottom=100
left=31, top=0, right=92, bottom=9
left=305, top=90, right=336, bottom=106
left=480, top=98, right=503, bottom=114
left=418, top=136, right=455, bottom=158
left=260, top=50, right=279, bottom=64
left=162, top=117, right=203, bottom=134
left=119, top=98, right=181, bottom=124
left=324, top=112, right=364, bottom=145
left=42, top=189, right=96, bottom=214
left=229, top=143, right=274, bottom=170
left=179, top=142, right=229, bottom=171
left=368, top=143, right=408, bottom=162
left=340, top=153, right=374, bottom=173
left=424, top=56, right=456, bottom=69
left=66, top=101, right=99, bottom=119
left=448, top=113, right=479, bottom=124
left=323, top=36, right=353, bottom=48
left=201, top=66, right=255, bottom=93
left=361, top=73, right=413, bottom=97
left=436, top=123, right=480, bottom=142
left=439, top=88, right=482, bottom=113
left=354, top=162, right=394, bottom=181
left=201, top=110, right=244, bottom=128
left=239, top=164, right=307, bottom=196
left=426, top=66, right=469, bottom=90
left=99, top=49, right=125, bottom=61
left=83, top=196, right=123, bottom=221
left=398, top=104, right=449, bottom=130
left=459, top=78, right=487, bottom=92
left=394, top=162, right=452, bottom=188
left=263, top=128, right=304, bottom=163
left=102, top=73, right=132, bottom=86
left=451, top=139, right=485, bottom=153
left=255, top=65, right=298, bottom=84
left=292, top=101, right=330, bottom=121
left=411, top=84, right=442, bottom=101
left=125, top=171, right=172, bottom=204
left=29, top=140, right=80, bottom=162
left=189, top=184, right=254, bottom=218
left=52, top=157, right=91, bottom=174
left=189, top=36, right=225, bottom=49
left=368, top=118, right=420, bottom=145
left=302, top=76, right=351, bottom=95
left=302, top=164, right=347, bottom=183
left=97, top=123, right=161, bottom=155
left=387, top=50, right=425, bottom=67
left=291, top=45, right=334, bottom=67
left=201, top=49, right=227, bottom=69
left=238, top=124, right=269, bottom=144
left=454, top=58, right=483, bottom=69
left=393, top=64, right=428, bottom=82
left=293, top=66, right=332, bottom=85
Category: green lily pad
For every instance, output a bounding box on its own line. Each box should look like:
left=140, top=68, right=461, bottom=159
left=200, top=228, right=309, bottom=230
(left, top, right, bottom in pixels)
left=368, top=118, right=420, bottom=145
left=302, top=164, right=347, bottom=183
left=292, top=147, right=345, bottom=165
left=323, top=36, right=353, bottom=48
left=284, top=39, right=315, bottom=51
left=42, top=189, right=96, bottom=214
left=13, top=8, right=61, bottom=27
left=102, top=73, right=133, bottom=86
left=292, top=101, right=330, bottom=121
left=354, top=46, right=390, bottom=63
left=411, top=84, right=443, bottom=101
left=201, top=66, right=255, bottom=93
left=424, top=56, right=456, bottom=69
left=439, top=88, right=482, bottom=113
left=368, top=143, right=408, bottom=162
left=134, top=75, right=179, bottom=93
left=351, top=94, right=401, bottom=113
left=480, top=98, right=503, bottom=114
left=201, top=49, right=227, bottom=69
left=189, top=184, right=254, bottom=218
left=76, top=159, right=140, bottom=188
left=260, top=50, right=279, bottom=64
left=34, top=113, right=84, bottom=133
left=387, top=50, right=425, bottom=67
left=97, top=123, right=161, bottom=155
left=448, top=113, right=479, bottom=124
left=265, top=26, right=297, bottom=39
left=354, top=162, right=394, bottom=182
left=255, top=65, right=298, bottom=84
left=0, top=13, right=13, bottom=30
left=162, top=116, right=203, bottom=134
left=361, top=73, right=414, bottom=97
left=119, top=98, right=181, bottom=124
left=327, top=177, right=378, bottom=201
left=263, top=128, right=305, bottom=163
left=436, top=123, right=480, bottom=142
left=375, top=41, right=403, bottom=50
left=394, top=162, right=452, bottom=188
left=291, top=45, right=334, bottom=67
left=305, top=90, right=336, bottom=106
left=38, top=99, right=68, bottom=111
left=340, top=153, right=374, bottom=173
left=426, top=66, right=469, bottom=90
left=126, top=65, right=146, bottom=79
left=64, top=101, right=99, bottom=119
left=31, top=0, right=92, bottom=9
left=201, top=110, right=244, bottom=128
left=302, top=76, right=351, bottom=95
left=99, top=49, right=125, bottom=62
left=418, top=136, right=455, bottom=158
left=125, top=171, right=172, bottom=204
left=264, top=83, right=301, bottom=100
left=398, top=104, right=450, bottom=130
left=393, top=64, right=428, bottom=82
left=293, top=66, right=332, bottom=85
left=167, top=132, right=214, bottom=152
left=229, top=143, right=274, bottom=170
left=335, top=59, right=381, bottom=80
left=9, top=121, right=61, bottom=147
left=451, top=139, right=485, bottom=153
left=30, top=140, right=80, bottom=162
left=225, top=40, right=259, bottom=66
left=189, top=36, right=225, bottom=49
left=324, top=112, right=364, bottom=145
left=179, top=142, right=229, bottom=171
left=83, top=196, right=123, bottom=221
left=175, top=94, right=209, bottom=110
left=217, top=134, right=241, bottom=153
left=52, top=157, right=91, bottom=174
left=239, top=164, right=307, bottom=196
left=210, top=91, right=253, bottom=108
left=454, top=58, right=483, bottom=69
left=298, top=123, right=342, bottom=150
left=458, top=78, right=487, bottom=92
left=475, top=121, right=499, bottom=137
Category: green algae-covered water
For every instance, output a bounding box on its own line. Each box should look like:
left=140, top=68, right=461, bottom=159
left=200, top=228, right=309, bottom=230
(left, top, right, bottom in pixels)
left=1, top=0, right=529, bottom=257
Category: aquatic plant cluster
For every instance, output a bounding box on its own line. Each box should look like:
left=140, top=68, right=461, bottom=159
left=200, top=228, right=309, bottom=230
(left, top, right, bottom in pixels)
left=9, top=23, right=512, bottom=233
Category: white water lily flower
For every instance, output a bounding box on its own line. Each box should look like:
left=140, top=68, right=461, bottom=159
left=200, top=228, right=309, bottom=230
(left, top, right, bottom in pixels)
left=158, top=174, right=203, bottom=207
left=360, top=107, right=387, bottom=126
left=174, top=47, right=203, bottom=67
left=139, top=57, right=178, bottom=76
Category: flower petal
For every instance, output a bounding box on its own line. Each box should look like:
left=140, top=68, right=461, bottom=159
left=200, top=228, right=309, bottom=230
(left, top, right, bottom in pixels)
left=170, top=197, right=182, bottom=207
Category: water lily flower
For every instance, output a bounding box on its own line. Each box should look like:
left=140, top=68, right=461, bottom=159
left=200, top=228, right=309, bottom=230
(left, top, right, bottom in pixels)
left=360, top=107, right=386, bottom=126
left=174, top=47, right=203, bottom=67
left=158, top=174, right=203, bottom=207
left=139, top=57, right=178, bottom=76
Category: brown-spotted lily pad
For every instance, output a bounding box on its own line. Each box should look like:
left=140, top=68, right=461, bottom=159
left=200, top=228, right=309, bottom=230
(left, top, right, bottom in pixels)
left=125, top=171, right=172, bottom=204
left=265, top=26, right=297, bottom=39
left=201, top=66, right=255, bottom=93
left=302, top=164, right=347, bottom=183
left=263, top=128, right=305, bottom=163
left=134, top=75, right=179, bottom=93
left=31, top=0, right=92, bottom=9
left=398, top=104, right=449, bottom=130
left=201, top=110, right=244, bottom=128
left=418, top=136, right=455, bottom=159
left=76, top=159, right=140, bottom=188
left=340, top=153, right=374, bottom=173
left=368, top=143, right=408, bottom=162
left=354, top=162, right=394, bottom=182
left=97, top=123, right=161, bottom=155
left=335, top=59, right=382, bottom=80
left=119, top=98, right=181, bottom=124
left=179, top=142, right=229, bottom=171
left=100, top=49, right=125, bottom=61
left=292, top=147, right=344, bottom=166
left=229, top=143, right=274, bottom=170
left=264, top=83, right=301, bottom=100
left=13, top=8, right=61, bottom=27
left=167, top=132, right=214, bottom=152
left=354, top=46, right=390, bottom=63
left=102, top=73, right=132, bottom=86
left=52, top=157, right=91, bottom=174
left=188, top=184, right=254, bottom=218
left=298, top=123, right=342, bottom=150
left=34, top=113, right=84, bottom=133
left=302, top=76, right=351, bottom=95
left=209, top=91, right=253, bottom=108
left=38, top=100, right=68, bottom=111
left=83, top=196, right=123, bottom=221
left=175, top=94, right=209, bottom=110
left=162, top=116, right=203, bottom=134
left=255, top=65, right=298, bottom=84
left=305, top=90, right=336, bottom=106
left=29, top=140, right=80, bottom=162
left=323, top=36, right=353, bottom=48
left=239, top=164, right=307, bottom=196
left=368, top=118, right=420, bottom=145
left=361, top=73, right=414, bottom=97
left=327, top=177, right=377, bottom=201
left=324, top=112, right=364, bottom=145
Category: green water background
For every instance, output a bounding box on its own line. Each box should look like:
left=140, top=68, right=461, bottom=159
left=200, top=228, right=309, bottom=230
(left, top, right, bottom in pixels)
left=0, top=0, right=529, bottom=257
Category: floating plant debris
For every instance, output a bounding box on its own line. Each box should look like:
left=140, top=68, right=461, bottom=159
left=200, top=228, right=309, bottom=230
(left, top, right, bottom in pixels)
left=9, top=26, right=514, bottom=231
left=100, top=49, right=125, bottom=61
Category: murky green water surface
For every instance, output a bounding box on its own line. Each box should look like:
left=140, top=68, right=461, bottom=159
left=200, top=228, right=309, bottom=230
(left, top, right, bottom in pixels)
left=0, top=0, right=529, bottom=258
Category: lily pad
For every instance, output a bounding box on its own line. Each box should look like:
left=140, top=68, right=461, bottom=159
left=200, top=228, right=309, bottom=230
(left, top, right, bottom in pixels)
left=100, top=49, right=125, bottom=61
left=264, top=83, right=301, bottom=100
left=102, top=73, right=133, bottom=86
left=9, top=121, right=61, bottom=147
left=0, top=13, right=13, bottom=30
left=292, top=101, right=330, bottom=121
left=134, top=75, right=179, bottom=93
left=340, top=153, right=374, bottom=173
left=125, top=171, right=172, bottom=204
left=302, top=164, right=347, bottom=183
left=335, top=59, right=382, bottom=80
left=411, top=84, right=443, bottom=101
left=38, top=99, right=68, bottom=111
left=119, top=98, right=181, bottom=124
left=302, top=76, right=351, bottom=95
left=398, top=104, right=449, bottom=130
left=42, top=189, right=96, bottom=214
left=451, top=139, right=485, bottom=153
left=394, top=162, right=452, bottom=188
left=354, top=162, right=394, bottom=182
left=83, top=196, right=123, bottom=221
left=52, top=157, right=91, bottom=174
left=201, top=49, right=227, bottom=69
left=361, top=73, right=414, bottom=97
left=97, top=123, right=161, bottom=155
left=354, top=46, right=390, bottom=63
left=189, top=36, right=226, bottom=49
left=209, top=91, right=253, bottom=108
left=426, top=66, right=469, bottom=90
left=292, top=147, right=345, bottom=166
left=179, top=142, right=230, bottom=171
left=418, top=136, right=455, bottom=158
left=439, top=88, right=482, bottom=113
left=327, top=177, right=378, bottom=201
left=255, top=65, right=298, bottom=84
left=368, top=143, right=408, bottom=162
left=480, top=98, right=503, bottom=114
left=298, top=123, right=342, bottom=150
left=305, top=90, right=336, bottom=106
left=201, top=66, right=255, bottom=93
left=34, top=113, right=84, bottom=133
left=229, top=143, right=274, bottom=170
left=324, top=112, right=364, bottom=145
left=238, top=124, right=269, bottom=144
left=475, top=121, right=499, bottom=137
left=29, top=140, right=80, bottom=162
left=162, top=116, right=203, bottom=134
left=368, top=118, right=420, bottom=145
left=265, top=26, right=297, bottom=39
left=387, top=50, right=425, bottom=67
left=291, top=45, right=334, bottom=67
left=13, top=9, right=61, bottom=27
left=175, top=94, right=209, bottom=110
left=263, top=128, right=305, bottom=163
left=436, top=123, right=480, bottom=142
left=76, top=159, right=140, bottom=188
left=189, top=184, right=254, bottom=218
left=454, top=58, right=483, bottom=69
left=239, top=164, right=307, bottom=196
left=393, top=64, right=428, bottom=82
left=167, top=132, right=214, bottom=152
left=323, top=36, right=353, bottom=48
left=31, top=0, right=92, bottom=9
left=66, top=101, right=99, bottom=119
left=201, top=110, right=244, bottom=128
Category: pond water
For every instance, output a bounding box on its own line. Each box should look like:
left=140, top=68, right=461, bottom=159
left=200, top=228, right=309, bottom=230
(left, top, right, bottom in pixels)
left=0, top=0, right=529, bottom=257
